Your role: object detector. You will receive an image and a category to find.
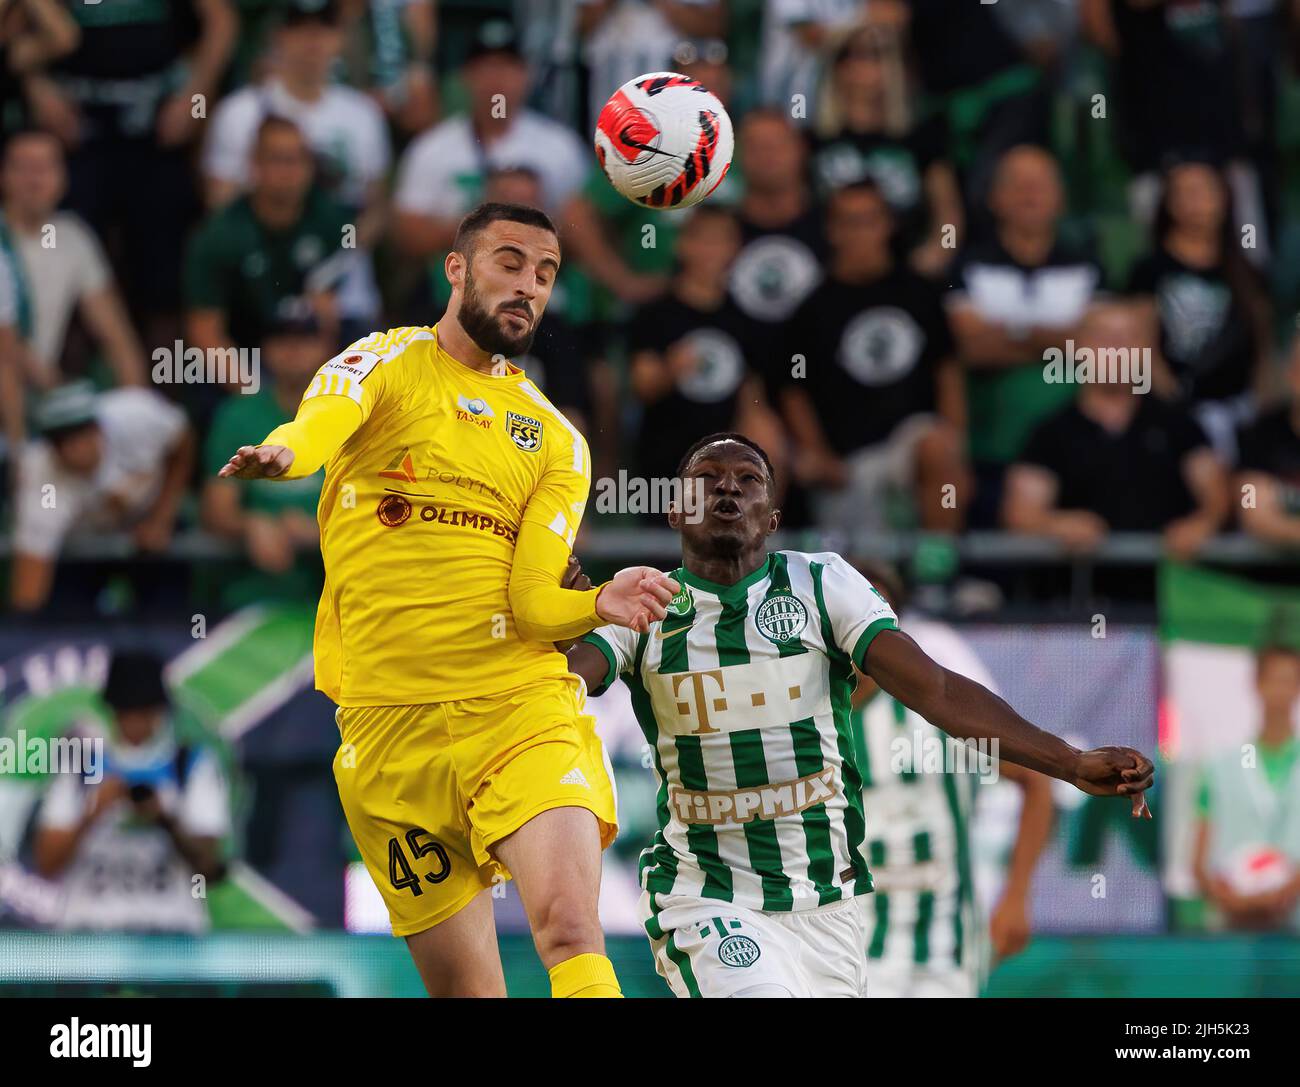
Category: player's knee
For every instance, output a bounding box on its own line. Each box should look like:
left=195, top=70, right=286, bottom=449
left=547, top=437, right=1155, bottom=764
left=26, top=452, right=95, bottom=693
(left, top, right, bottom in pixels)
left=529, top=893, right=602, bottom=959
left=729, top=983, right=794, bottom=998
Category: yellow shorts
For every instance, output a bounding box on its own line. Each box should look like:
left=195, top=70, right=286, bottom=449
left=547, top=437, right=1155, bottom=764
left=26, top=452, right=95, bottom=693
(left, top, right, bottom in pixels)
left=332, top=674, right=618, bottom=937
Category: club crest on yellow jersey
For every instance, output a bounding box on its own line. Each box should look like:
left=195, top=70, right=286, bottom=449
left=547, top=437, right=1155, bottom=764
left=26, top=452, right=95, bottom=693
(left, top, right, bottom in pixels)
left=506, top=411, right=543, bottom=452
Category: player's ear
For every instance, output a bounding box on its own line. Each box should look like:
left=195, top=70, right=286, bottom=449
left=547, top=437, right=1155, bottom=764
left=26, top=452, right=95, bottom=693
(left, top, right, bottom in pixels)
left=445, top=250, right=465, bottom=291
left=667, top=500, right=682, bottom=531
left=767, top=506, right=782, bottom=535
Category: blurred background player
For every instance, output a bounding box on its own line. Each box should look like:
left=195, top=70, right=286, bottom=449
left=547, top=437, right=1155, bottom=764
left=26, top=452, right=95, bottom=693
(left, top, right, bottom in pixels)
left=850, top=560, right=1052, bottom=998
left=1192, top=643, right=1300, bottom=932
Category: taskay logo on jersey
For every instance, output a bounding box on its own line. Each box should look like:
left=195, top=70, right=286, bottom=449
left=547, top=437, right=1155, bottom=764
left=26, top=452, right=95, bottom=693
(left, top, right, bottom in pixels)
left=506, top=412, right=543, bottom=452
left=455, top=394, right=494, bottom=429
left=755, top=594, right=809, bottom=644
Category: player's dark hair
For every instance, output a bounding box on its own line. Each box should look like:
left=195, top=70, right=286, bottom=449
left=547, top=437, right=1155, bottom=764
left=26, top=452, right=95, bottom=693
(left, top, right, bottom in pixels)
left=677, top=432, right=776, bottom=500
left=453, top=202, right=559, bottom=259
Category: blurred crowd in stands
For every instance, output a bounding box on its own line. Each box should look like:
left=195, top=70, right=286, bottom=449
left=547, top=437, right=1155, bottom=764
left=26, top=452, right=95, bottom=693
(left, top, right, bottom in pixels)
left=2, top=0, right=1300, bottom=619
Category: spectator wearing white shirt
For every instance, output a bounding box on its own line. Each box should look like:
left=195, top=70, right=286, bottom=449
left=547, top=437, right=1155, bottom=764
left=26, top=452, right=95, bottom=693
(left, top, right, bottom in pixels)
left=10, top=381, right=194, bottom=613
left=1, top=130, right=146, bottom=391
left=392, top=20, right=587, bottom=265
left=34, top=650, right=230, bottom=935
left=203, top=0, right=391, bottom=225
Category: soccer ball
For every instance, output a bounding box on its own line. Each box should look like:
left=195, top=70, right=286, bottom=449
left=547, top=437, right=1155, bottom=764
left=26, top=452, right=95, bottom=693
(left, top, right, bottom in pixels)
left=1224, top=845, right=1294, bottom=897
left=594, top=72, right=734, bottom=210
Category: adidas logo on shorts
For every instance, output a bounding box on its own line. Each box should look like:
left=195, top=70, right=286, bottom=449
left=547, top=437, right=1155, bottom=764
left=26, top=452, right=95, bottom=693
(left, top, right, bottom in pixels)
left=559, top=767, right=590, bottom=788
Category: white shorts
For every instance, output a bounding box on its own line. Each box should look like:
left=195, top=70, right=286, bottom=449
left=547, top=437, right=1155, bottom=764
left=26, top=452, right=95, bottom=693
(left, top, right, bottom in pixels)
left=641, top=891, right=871, bottom=998
left=863, top=888, right=981, bottom=999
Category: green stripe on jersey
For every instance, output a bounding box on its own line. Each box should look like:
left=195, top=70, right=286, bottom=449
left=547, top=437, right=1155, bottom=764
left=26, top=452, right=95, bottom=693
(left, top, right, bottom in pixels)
left=914, top=890, right=935, bottom=965
left=811, top=560, right=872, bottom=891
left=730, top=729, right=792, bottom=910
left=790, top=717, right=838, bottom=903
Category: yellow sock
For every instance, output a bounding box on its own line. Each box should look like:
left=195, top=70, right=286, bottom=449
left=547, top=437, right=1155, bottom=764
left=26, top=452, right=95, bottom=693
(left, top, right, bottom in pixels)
left=548, top=953, right=623, bottom=998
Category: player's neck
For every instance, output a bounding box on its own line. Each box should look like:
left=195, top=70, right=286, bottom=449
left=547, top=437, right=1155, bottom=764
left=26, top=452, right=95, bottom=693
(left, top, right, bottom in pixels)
left=680, top=548, right=769, bottom=591
left=434, top=317, right=499, bottom=374
left=1260, top=712, right=1295, bottom=748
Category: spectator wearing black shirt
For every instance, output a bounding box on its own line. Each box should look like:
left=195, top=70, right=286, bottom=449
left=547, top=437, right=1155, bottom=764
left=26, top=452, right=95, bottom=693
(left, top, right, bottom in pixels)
left=1127, top=160, right=1272, bottom=460
left=27, top=0, right=236, bottom=348
left=627, top=205, right=782, bottom=488
left=727, top=109, right=828, bottom=354
left=810, top=22, right=963, bottom=277
left=1238, top=334, right=1300, bottom=547
left=1003, top=305, right=1229, bottom=562
left=946, top=145, right=1102, bottom=525
left=780, top=181, right=966, bottom=536
left=903, top=0, right=1051, bottom=207
left=1082, top=0, right=1265, bottom=244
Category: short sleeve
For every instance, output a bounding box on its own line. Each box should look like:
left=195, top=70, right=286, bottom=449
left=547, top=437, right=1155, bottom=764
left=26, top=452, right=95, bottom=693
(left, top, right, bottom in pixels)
left=393, top=128, right=463, bottom=218
left=300, top=333, right=394, bottom=420
left=581, top=625, right=640, bottom=695
left=69, top=218, right=112, bottom=298
left=521, top=418, right=591, bottom=549
left=12, top=444, right=79, bottom=559
left=36, top=771, right=86, bottom=830
left=179, top=751, right=232, bottom=838
left=202, top=92, right=257, bottom=186
left=815, top=554, right=899, bottom=669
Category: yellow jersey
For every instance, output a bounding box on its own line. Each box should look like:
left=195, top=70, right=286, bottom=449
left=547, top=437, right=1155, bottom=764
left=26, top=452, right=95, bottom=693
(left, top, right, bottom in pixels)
left=275, top=325, right=596, bottom=706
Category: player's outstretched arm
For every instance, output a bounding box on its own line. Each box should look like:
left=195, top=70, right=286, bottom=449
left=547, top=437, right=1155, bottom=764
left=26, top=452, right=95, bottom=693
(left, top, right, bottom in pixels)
left=217, top=394, right=362, bottom=481
left=508, top=523, right=680, bottom=642
left=864, top=628, right=1153, bottom=817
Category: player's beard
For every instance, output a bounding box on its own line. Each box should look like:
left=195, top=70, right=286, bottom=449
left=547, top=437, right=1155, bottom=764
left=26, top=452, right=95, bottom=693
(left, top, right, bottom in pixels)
left=458, top=267, right=537, bottom=358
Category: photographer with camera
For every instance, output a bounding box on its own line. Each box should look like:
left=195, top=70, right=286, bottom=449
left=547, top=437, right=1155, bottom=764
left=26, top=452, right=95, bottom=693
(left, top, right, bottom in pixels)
left=33, top=650, right=230, bottom=934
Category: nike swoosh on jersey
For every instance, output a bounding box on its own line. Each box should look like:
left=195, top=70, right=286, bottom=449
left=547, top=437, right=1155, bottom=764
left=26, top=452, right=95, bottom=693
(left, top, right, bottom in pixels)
left=656, top=624, right=693, bottom=641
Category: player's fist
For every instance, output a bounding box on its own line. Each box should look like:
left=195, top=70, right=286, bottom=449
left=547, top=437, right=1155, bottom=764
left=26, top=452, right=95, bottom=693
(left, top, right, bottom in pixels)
left=1072, top=746, right=1154, bottom=818
left=596, top=566, right=681, bottom=633
left=218, top=445, right=295, bottom=480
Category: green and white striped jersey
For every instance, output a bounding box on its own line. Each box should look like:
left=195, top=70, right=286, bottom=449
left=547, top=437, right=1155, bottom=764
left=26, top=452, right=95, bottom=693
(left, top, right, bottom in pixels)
left=583, top=550, right=898, bottom=912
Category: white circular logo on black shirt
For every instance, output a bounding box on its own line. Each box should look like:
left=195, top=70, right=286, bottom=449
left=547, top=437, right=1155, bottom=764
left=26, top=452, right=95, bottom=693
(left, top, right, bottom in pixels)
left=837, top=307, right=924, bottom=386
left=676, top=329, right=745, bottom=403
left=729, top=236, right=821, bottom=322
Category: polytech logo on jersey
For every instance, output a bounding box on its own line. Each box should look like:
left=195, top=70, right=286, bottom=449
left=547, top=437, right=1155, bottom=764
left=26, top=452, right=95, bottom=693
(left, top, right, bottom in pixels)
left=755, top=593, right=809, bottom=644
left=378, top=448, right=417, bottom=483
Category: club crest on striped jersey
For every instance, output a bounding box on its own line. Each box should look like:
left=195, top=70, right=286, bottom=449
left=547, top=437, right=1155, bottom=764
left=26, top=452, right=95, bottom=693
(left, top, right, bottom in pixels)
left=506, top=411, right=543, bottom=452
left=718, top=934, right=761, bottom=968
left=755, top=593, right=808, bottom=644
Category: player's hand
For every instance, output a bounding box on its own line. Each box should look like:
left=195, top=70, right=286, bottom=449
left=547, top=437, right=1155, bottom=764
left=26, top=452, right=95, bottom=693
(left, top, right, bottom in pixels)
left=132, top=510, right=176, bottom=553
left=596, top=566, right=680, bottom=632
left=218, top=445, right=295, bottom=480
left=245, top=514, right=295, bottom=573
left=1049, top=510, right=1108, bottom=553
left=1072, top=745, right=1154, bottom=817
left=989, top=891, right=1032, bottom=961
left=562, top=554, right=593, bottom=592
left=86, top=776, right=130, bottom=822
left=1163, top=514, right=1215, bottom=562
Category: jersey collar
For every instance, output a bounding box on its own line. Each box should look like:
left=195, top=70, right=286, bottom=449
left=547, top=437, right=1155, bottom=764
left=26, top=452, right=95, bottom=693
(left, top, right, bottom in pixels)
left=676, top=554, right=774, bottom=602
